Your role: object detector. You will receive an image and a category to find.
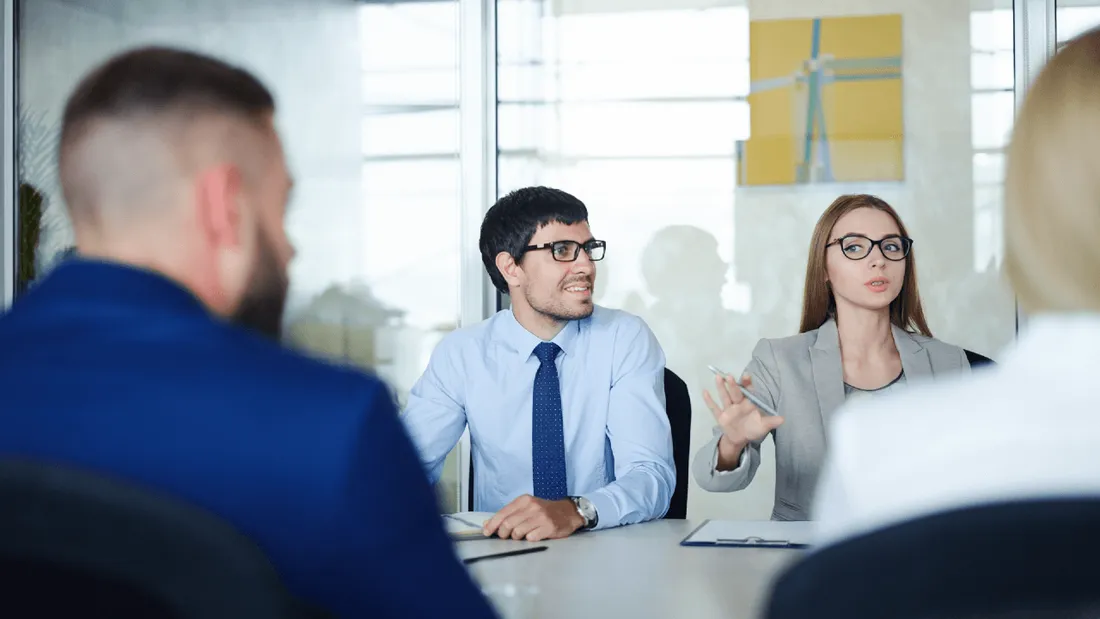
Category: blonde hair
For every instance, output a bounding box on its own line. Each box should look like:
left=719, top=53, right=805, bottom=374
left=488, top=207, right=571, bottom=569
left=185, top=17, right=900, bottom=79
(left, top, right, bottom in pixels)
left=1005, top=29, right=1100, bottom=313
left=799, top=194, right=932, bottom=337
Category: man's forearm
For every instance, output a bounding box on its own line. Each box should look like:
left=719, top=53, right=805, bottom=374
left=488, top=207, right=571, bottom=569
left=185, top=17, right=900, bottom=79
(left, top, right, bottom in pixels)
left=586, top=463, right=674, bottom=527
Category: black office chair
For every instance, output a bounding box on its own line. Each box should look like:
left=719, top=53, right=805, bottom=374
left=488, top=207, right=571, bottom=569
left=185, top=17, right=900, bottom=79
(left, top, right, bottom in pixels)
left=0, top=458, right=301, bottom=619
left=766, top=498, right=1100, bottom=619
left=965, top=348, right=996, bottom=369
left=663, top=368, right=691, bottom=519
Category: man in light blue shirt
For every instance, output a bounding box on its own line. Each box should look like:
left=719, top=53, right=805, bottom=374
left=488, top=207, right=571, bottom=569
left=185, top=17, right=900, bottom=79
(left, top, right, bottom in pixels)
left=402, top=186, right=675, bottom=541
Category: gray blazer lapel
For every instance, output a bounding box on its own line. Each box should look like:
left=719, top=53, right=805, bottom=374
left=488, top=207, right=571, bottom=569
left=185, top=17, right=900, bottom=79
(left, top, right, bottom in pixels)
left=810, top=320, right=845, bottom=438
left=892, top=324, right=932, bottom=381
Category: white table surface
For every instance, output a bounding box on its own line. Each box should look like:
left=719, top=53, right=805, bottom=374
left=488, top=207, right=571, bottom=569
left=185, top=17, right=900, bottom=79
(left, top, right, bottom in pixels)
left=455, top=519, right=804, bottom=619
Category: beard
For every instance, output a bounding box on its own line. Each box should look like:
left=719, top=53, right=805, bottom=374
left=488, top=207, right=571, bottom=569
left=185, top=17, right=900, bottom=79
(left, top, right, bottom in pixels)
left=231, top=230, right=289, bottom=340
left=525, top=277, right=595, bottom=323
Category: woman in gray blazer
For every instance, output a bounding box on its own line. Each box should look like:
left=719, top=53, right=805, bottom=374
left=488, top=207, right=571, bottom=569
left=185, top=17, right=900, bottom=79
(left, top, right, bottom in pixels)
left=692, top=194, right=970, bottom=521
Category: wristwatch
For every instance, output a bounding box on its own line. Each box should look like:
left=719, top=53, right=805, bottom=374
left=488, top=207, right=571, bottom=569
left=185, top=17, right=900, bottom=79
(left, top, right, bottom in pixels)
left=569, top=496, right=598, bottom=530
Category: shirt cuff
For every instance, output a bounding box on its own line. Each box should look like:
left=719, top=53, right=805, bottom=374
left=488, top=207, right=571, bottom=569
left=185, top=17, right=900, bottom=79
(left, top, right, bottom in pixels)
left=710, top=438, right=750, bottom=476
left=583, top=489, right=618, bottom=531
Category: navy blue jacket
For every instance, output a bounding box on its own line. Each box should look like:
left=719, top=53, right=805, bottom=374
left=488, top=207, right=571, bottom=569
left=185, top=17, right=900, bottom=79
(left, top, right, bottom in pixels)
left=0, top=259, right=494, bottom=618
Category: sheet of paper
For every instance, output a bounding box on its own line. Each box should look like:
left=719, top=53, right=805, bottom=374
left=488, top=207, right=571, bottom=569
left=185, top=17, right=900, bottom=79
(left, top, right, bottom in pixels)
left=682, top=519, right=816, bottom=547
left=443, top=511, right=497, bottom=540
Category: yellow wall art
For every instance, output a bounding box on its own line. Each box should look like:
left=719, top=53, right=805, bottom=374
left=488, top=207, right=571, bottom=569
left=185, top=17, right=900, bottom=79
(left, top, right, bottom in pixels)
left=739, top=14, right=903, bottom=186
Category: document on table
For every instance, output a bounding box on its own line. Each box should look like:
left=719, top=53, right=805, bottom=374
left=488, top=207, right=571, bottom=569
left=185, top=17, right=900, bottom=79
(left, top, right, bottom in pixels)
left=680, top=520, right=815, bottom=548
left=443, top=512, right=497, bottom=541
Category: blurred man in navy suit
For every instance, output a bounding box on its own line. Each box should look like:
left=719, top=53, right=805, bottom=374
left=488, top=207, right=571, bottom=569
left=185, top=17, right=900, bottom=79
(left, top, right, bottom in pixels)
left=0, top=47, right=494, bottom=619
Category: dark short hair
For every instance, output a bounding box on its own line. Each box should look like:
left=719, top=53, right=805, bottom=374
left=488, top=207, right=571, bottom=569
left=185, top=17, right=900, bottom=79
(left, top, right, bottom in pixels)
left=479, top=186, right=589, bottom=294
left=60, top=46, right=274, bottom=159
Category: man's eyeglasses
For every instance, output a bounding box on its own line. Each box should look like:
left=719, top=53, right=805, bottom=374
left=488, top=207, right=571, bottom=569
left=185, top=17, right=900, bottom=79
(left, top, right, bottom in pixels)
left=525, top=240, right=607, bottom=262
left=826, top=234, right=912, bottom=261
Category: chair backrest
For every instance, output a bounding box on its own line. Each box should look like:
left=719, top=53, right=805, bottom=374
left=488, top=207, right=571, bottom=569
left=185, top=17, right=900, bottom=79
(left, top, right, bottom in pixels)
left=766, top=498, right=1100, bottom=619
left=0, top=458, right=297, bottom=619
left=965, top=348, right=996, bottom=368
left=662, top=368, right=691, bottom=519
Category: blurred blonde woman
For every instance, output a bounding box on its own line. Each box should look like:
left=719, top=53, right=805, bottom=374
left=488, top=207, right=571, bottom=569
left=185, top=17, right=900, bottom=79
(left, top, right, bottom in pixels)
left=692, top=194, right=970, bottom=521
left=812, top=29, right=1100, bottom=544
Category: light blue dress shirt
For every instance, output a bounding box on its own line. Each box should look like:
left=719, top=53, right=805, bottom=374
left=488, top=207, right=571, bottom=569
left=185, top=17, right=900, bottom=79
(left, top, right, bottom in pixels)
left=401, top=305, right=675, bottom=529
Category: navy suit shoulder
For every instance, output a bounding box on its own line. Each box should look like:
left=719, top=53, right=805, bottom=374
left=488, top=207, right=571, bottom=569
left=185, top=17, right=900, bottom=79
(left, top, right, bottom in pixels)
left=0, top=261, right=494, bottom=618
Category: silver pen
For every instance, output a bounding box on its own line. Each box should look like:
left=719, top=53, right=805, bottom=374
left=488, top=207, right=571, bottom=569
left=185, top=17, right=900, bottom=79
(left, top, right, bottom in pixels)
left=707, top=365, right=780, bottom=417
left=444, top=513, right=486, bottom=530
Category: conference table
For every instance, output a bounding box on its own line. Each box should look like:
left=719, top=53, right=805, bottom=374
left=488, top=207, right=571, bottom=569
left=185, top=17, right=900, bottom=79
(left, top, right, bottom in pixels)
left=455, top=519, right=804, bottom=619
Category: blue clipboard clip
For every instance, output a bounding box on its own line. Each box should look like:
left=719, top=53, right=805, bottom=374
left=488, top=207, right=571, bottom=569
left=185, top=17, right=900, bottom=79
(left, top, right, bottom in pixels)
left=679, top=519, right=813, bottom=549
left=715, top=536, right=795, bottom=548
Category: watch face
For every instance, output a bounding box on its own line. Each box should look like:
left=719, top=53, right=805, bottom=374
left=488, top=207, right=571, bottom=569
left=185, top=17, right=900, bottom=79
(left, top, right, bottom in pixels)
left=578, top=497, right=597, bottom=520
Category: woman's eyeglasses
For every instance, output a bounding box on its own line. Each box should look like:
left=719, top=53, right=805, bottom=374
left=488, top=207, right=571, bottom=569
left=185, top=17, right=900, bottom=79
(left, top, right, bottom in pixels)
left=826, top=234, right=912, bottom=261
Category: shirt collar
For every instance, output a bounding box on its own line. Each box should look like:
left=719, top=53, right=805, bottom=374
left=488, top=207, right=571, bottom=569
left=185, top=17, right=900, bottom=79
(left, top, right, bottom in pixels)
left=498, top=307, right=582, bottom=363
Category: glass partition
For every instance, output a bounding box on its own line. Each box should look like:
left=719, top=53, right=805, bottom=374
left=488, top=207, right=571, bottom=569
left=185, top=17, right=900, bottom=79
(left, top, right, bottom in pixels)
left=497, top=0, right=1019, bottom=519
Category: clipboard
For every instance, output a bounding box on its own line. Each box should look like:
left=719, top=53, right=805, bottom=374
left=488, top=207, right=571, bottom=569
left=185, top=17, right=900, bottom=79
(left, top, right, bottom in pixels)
left=680, top=519, right=814, bottom=549
left=443, top=512, right=496, bottom=541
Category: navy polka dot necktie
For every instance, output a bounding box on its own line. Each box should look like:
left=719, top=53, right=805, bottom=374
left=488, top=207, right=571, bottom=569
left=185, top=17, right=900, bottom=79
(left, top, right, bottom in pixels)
left=531, top=342, right=568, bottom=501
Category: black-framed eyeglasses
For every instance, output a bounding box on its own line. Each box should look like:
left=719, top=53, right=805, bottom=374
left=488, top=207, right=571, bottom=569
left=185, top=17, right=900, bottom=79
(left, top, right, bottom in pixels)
left=525, top=239, right=607, bottom=262
left=826, top=234, right=912, bottom=261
